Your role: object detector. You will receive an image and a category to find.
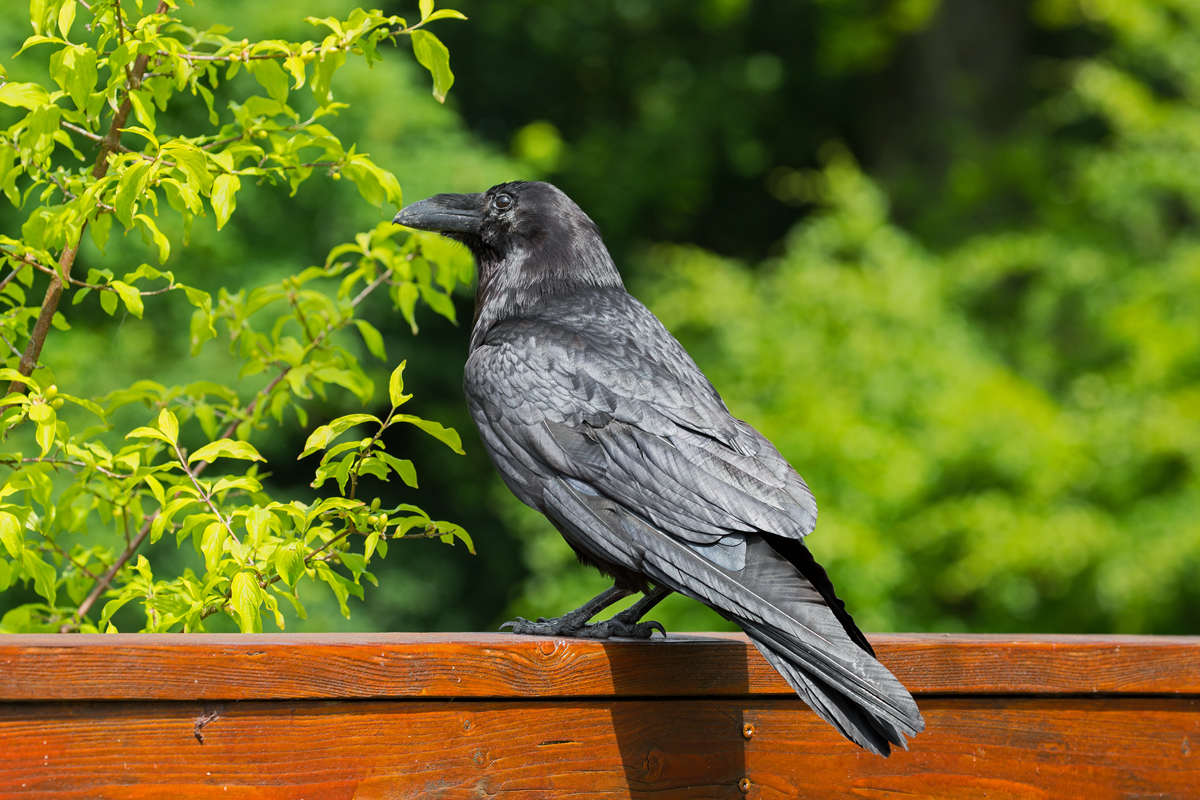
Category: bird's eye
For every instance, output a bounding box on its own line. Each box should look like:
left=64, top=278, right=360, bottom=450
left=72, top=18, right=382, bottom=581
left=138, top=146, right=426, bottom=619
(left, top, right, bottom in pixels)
left=494, top=193, right=514, bottom=210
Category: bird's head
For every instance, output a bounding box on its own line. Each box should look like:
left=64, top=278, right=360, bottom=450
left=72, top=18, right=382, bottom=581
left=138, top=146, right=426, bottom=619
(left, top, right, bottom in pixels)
left=393, top=182, right=622, bottom=323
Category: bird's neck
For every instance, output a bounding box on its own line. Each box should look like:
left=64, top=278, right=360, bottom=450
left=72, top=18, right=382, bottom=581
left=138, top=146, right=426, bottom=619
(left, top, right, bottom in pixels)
left=469, top=238, right=623, bottom=352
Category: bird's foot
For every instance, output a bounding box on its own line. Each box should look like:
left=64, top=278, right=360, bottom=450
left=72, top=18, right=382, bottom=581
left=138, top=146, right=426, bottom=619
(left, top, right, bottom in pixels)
left=500, top=613, right=665, bottom=640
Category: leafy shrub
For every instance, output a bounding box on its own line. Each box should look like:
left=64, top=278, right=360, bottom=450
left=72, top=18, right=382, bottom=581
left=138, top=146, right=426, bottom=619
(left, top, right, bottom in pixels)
left=0, top=0, right=475, bottom=633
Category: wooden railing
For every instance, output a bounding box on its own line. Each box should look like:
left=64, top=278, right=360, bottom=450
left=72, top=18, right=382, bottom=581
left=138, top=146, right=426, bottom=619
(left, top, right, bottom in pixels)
left=1, top=632, right=1197, bottom=798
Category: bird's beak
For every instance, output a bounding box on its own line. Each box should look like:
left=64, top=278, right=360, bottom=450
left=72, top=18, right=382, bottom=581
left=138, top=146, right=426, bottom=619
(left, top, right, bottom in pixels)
left=393, top=193, right=485, bottom=234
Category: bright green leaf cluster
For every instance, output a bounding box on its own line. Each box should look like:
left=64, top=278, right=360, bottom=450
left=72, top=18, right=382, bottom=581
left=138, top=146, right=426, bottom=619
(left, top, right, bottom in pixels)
left=0, top=1, right=472, bottom=634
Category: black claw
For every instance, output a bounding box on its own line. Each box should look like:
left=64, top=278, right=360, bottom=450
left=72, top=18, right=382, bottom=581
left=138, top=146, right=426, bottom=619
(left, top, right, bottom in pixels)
left=642, top=620, right=666, bottom=637
left=498, top=612, right=666, bottom=640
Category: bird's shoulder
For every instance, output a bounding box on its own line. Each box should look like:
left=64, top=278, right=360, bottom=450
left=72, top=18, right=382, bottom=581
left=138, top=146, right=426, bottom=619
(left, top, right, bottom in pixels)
left=465, top=287, right=736, bottom=439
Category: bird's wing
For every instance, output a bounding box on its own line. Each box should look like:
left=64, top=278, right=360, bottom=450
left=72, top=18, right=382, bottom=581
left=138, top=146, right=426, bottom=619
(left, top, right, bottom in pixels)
left=467, top=304, right=817, bottom=554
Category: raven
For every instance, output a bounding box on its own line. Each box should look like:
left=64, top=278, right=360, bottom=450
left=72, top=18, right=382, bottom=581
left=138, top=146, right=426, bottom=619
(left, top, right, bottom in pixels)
left=394, top=181, right=925, bottom=755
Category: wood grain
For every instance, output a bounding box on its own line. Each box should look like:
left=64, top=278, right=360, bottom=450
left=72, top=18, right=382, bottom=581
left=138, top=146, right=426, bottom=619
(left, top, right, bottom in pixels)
left=1, top=696, right=1196, bottom=799
left=1, top=632, right=1197, bottom=701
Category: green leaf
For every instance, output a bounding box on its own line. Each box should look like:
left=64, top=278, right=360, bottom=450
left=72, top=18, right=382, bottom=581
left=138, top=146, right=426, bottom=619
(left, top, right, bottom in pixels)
left=200, top=521, right=225, bottom=573
left=110, top=280, right=144, bottom=318
left=100, top=288, right=118, bottom=315
left=0, top=369, right=39, bottom=392
left=211, top=173, right=241, bottom=231
left=0, top=558, right=10, bottom=592
left=249, top=59, right=290, bottom=105
left=0, top=82, right=49, bottom=110
left=420, top=0, right=434, bottom=20
left=424, top=9, right=467, bottom=22
left=114, top=162, right=153, bottom=228
left=231, top=571, right=262, bottom=633
left=396, top=414, right=464, bottom=454
left=90, top=211, right=112, bottom=254
left=57, top=0, right=77, bottom=39
left=355, top=319, right=386, bottom=361
left=158, top=408, right=179, bottom=444
left=378, top=452, right=417, bottom=488
left=340, top=551, right=365, bottom=575
left=299, top=414, right=380, bottom=458
left=274, top=543, right=305, bottom=588
left=127, top=89, right=156, bottom=135
left=33, top=409, right=56, bottom=456
left=21, top=550, right=56, bottom=607
left=311, top=49, right=347, bottom=107
left=396, top=282, right=419, bottom=333
left=246, top=506, right=271, bottom=548
left=188, top=439, right=265, bottom=465
left=0, top=512, right=23, bottom=557
left=134, top=215, right=171, bottom=264
left=388, top=360, right=411, bottom=408
left=144, top=473, right=166, bottom=505
left=125, top=426, right=171, bottom=443
left=419, top=284, right=457, bottom=323
left=439, top=522, right=475, bottom=554
left=410, top=30, right=454, bottom=103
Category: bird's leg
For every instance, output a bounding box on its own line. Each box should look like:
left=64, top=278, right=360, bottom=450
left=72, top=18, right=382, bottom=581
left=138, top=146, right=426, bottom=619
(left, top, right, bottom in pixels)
left=501, top=585, right=673, bottom=640
left=588, top=586, right=672, bottom=639
left=501, top=585, right=633, bottom=637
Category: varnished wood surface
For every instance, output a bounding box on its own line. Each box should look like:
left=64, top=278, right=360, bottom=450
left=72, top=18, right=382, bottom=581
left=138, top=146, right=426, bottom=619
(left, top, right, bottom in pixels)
left=2, top=632, right=1198, bottom=701
left=1, top=696, right=1196, bottom=799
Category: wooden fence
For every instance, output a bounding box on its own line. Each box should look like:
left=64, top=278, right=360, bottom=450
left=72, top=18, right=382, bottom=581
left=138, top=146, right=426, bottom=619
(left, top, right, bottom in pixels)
left=1, top=632, right=1197, bottom=798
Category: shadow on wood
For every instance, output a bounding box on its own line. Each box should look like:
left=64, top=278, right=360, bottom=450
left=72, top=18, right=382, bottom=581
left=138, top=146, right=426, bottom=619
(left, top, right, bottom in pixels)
left=604, top=635, right=749, bottom=796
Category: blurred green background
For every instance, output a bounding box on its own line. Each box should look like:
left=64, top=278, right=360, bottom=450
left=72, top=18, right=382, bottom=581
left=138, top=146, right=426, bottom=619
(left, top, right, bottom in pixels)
left=3, top=0, right=1198, bottom=635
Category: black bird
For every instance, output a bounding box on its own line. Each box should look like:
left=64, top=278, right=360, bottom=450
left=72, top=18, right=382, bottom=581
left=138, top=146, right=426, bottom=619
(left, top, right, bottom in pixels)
left=393, top=181, right=925, bottom=755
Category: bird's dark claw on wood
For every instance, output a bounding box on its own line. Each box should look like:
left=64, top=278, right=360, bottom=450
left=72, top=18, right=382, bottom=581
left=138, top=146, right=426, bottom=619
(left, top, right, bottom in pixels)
left=500, top=614, right=666, bottom=639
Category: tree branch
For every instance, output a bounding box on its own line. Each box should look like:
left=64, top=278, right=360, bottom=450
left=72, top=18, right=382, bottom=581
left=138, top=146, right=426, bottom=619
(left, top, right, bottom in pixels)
left=62, top=511, right=157, bottom=632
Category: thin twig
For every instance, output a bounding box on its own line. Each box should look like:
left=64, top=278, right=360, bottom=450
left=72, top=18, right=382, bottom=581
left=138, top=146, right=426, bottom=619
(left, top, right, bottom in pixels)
left=63, top=511, right=156, bottom=632
left=0, top=332, right=22, bottom=359
left=20, top=457, right=126, bottom=480
left=352, top=267, right=393, bottom=307
left=201, top=135, right=243, bottom=151
left=173, top=441, right=239, bottom=545
left=59, top=121, right=106, bottom=145
left=44, top=537, right=102, bottom=582
left=0, top=265, right=22, bottom=295
left=18, top=253, right=174, bottom=295
left=47, top=173, right=76, bottom=201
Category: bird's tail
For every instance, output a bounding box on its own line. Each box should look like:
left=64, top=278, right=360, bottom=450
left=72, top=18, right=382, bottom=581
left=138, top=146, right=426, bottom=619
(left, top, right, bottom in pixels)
left=737, top=617, right=920, bottom=756
left=642, top=533, right=925, bottom=756
left=714, top=535, right=924, bottom=756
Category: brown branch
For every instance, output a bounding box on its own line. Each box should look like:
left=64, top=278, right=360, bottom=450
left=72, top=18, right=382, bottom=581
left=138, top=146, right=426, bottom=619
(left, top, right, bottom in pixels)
left=63, top=511, right=157, bottom=632
left=8, top=0, right=172, bottom=396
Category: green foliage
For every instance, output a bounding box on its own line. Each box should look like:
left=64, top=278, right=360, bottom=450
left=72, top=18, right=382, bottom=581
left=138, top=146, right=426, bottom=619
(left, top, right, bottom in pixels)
left=0, top=0, right=473, bottom=633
